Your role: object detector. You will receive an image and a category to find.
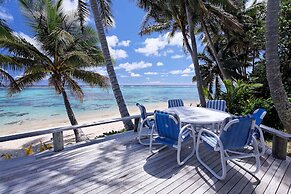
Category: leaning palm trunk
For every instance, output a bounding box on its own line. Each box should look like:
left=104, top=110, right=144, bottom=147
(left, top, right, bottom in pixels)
left=201, top=19, right=229, bottom=81
left=61, top=89, right=87, bottom=142
left=90, top=0, right=133, bottom=130
left=184, top=0, right=206, bottom=107
left=265, top=0, right=291, bottom=133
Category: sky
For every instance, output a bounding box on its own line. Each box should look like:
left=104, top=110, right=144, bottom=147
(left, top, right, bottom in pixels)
left=0, top=0, right=207, bottom=85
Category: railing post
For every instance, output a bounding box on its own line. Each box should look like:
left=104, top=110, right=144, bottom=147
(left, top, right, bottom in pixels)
left=53, top=132, right=64, bottom=152
left=272, top=135, right=287, bottom=160
left=134, top=118, right=140, bottom=132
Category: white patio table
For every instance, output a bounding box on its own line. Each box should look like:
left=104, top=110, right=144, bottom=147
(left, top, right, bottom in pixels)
left=164, top=106, right=231, bottom=131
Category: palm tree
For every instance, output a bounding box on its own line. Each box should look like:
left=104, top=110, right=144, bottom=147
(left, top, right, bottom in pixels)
left=195, top=50, right=223, bottom=99
left=0, top=19, right=21, bottom=91
left=194, top=0, right=244, bottom=81
left=137, top=0, right=245, bottom=106
left=137, top=0, right=206, bottom=106
left=76, top=0, right=133, bottom=130
left=265, top=0, right=291, bottom=133
left=0, top=0, right=109, bottom=142
left=184, top=0, right=206, bottom=106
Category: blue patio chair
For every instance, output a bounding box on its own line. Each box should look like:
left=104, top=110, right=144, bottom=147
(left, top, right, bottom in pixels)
left=196, top=115, right=260, bottom=180
left=168, top=99, right=184, bottom=108
left=206, top=100, right=227, bottom=112
left=252, top=108, right=267, bottom=156
left=149, top=111, right=196, bottom=166
left=136, top=103, right=157, bottom=145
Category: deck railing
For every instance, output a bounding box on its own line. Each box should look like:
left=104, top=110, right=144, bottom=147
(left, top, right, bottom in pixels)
left=0, top=116, right=290, bottom=160
left=0, top=115, right=142, bottom=152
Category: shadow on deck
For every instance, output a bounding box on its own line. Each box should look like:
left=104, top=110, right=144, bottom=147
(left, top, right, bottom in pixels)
left=0, top=131, right=290, bottom=194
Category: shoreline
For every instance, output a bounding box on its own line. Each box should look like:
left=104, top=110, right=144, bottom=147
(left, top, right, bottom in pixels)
left=0, top=100, right=198, bottom=159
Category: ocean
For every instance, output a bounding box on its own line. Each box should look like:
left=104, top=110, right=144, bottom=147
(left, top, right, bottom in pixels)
left=0, top=85, right=199, bottom=128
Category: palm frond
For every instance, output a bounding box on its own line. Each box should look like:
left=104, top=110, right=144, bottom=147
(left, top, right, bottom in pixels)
left=72, top=69, right=109, bottom=88
left=0, top=68, right=20, bottom=92
left=77, top=0, right=90, bottom=32
left=97, top=0, right=114, bottom=28
left=10, top=72, right=47, bottom=94
left=64, top=75, right=84, bottom=102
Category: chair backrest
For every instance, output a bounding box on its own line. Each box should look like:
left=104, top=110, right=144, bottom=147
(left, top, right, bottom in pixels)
left=206, top=100, right=226, bottom=112
left=136, top=103, right=151, bottom=127
left=154, top=111, right=180, bottom=141
left=252, top=108, right=266, bottom=126
left=168, top=99, right=184, bottom=108
left=219, top=115, right=255, bottom=150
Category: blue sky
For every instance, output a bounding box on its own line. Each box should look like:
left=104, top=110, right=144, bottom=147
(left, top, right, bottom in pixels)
left=0, top=0, right=206, bottom=85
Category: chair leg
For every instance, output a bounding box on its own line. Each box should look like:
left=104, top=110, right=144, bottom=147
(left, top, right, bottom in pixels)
left=177, top=130, right=196, bottom=166
left=196, top=138, right=227, bottom=180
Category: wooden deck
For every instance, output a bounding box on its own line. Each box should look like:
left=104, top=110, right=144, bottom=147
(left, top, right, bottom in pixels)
left=0, top=131, right=290, bottom=194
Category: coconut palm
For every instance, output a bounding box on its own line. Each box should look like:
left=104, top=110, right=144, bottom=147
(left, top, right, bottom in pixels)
left=265, top=0, right=291, bottom=133
left=0, top=19, right=21, bottom=91
left=137, top=0, right=206, bottom=106
left=76, top=0, right=133, bottom=130
left=195, top=50, right=223, bottom=99
left=0, top=0, right=109, bottom=142
left=88, top=0, right=134, bottom=129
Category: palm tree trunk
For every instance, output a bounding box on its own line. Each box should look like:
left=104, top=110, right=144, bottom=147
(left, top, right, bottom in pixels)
left=201, top=19, right=229, bottom=80
left=61, top=88, right=86, bottom=142
left=265, top=0, right=291, bottom=133
left=90, top=0, right=133, bottom=130
left=184, top=0, right=206, bottom=107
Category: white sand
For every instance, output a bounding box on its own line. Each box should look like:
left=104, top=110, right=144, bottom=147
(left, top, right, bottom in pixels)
left=0, top=100, right=198, bottom=159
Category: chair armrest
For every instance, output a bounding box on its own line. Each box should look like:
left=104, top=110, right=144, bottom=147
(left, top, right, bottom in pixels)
left=198, top=128, right=223, bottom=150
left=179, top=123, right=195, bottom=139
left=169, top=115, right=179, bottom=124
left=198, top=128, right=220, bottom=141
left=180, top=124, right=193, bottom=133
left=140, top=116, right=154, bottom=127
left=222, top=119, right=239, bottom=132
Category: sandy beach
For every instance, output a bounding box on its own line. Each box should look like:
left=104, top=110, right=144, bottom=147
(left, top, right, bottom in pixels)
left=0, top=100, right=197, bottom=159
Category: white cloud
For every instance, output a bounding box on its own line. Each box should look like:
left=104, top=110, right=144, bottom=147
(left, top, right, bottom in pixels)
left=156, top=62, right=164, bottom=66
left=169, top=64, right=194, bottom=75
left=130, top=72, right=141, bottom=77
left=135, top=32, right=184, bottom=56
left=106, top=35, right=130, bottom=60
left=144, top=72, right=158, bottom=75
left=83, top=67, right=108, bottom=76
left=118, top=40, right=131, bottom=47
left=61, top=0, right=78, bottom=12
left=169, top=70, right=183, bottom=75
left=171, top=54, right=184, bottom=59
left=108, top=47, right=128, bottom=60
left=0, top=8, right=13, bottom=21
left=60, top=1, right=91, bottom=24
left=182, top=74, right=191, bottom=77
left=162, top=49, right=174, bottom=56
left=13, top=32, right=43, bottom=52
left=118, top=61, right=152, bottom=72
left=107, top=35, right=119, bottom=47
left=245, top=0, right=266, bottom=8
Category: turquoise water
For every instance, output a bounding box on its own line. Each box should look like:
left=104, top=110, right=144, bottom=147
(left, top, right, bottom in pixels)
left=0, top=85, right=198, bottom=127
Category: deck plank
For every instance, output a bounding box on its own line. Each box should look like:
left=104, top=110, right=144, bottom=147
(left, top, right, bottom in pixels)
left=226, top=153, right=272, bottom=194
left=142, top=148, right=217, bottom=194
left=264, top=158, right=291, bottom=194
left=276, top=160, right=291, bottom=194
left=0, top=132, right=290, bottom=194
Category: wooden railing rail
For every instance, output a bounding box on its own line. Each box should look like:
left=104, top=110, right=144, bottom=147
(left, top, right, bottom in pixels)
left=0, top=115, right=142, bottom=152
left=260, top=124, right=291, bottom=160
